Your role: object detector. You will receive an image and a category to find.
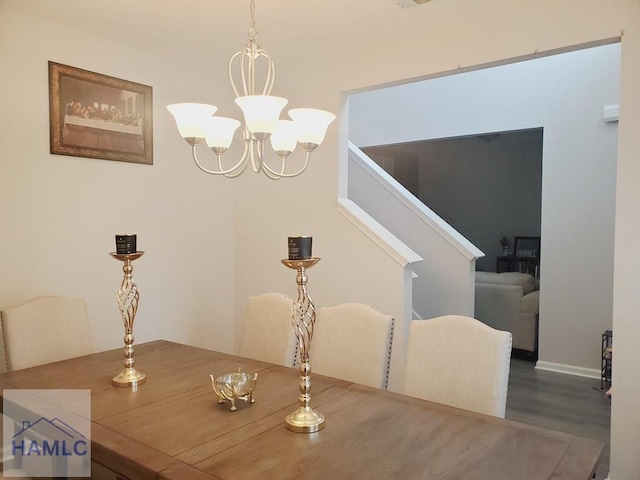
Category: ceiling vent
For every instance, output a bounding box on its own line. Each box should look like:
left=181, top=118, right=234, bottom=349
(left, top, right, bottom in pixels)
left=392, top=0, right=431, bottom=7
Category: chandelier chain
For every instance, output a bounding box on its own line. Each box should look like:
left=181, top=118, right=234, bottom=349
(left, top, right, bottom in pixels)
left=248, top=0, right=257, bottom=41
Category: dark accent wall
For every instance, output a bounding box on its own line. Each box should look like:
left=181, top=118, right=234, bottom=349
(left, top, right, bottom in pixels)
left=364, top=128, right=543, bottom=272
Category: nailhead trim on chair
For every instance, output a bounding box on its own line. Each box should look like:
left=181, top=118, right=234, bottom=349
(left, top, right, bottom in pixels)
left=384, top=318, right=395, bottom=390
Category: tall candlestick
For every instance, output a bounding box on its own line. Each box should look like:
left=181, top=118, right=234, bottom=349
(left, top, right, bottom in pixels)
left=110, top=251, right=146, bottom=387
left=281, top=256, right=324, bottom=433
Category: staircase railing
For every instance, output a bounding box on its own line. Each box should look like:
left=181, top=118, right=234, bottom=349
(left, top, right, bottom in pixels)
left=345, top=141, right=484, bottom=320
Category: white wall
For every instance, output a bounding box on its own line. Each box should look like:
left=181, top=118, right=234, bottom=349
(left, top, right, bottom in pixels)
left=4, top=1, right=640, bottom=478
left=348, top=44, right=619, bottom=376
left=0, top=8, right=237, bottom=354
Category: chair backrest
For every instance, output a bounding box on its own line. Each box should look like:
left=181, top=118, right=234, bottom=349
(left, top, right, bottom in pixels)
left=238, top=292, right=297, bottom=367
left=313, top=303, right=394, bottom=389
left=403, top=315, right=512, bottom=418
left=1, top=296, right=94, bottom=371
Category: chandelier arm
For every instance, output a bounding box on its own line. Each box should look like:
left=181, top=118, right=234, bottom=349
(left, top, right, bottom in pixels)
left=261, top=151, right=312, bottom=179
left=268, top=60, right=274, bottom=94
left=221, top=141, right=253, bottom=178
left=228, top=51, right=243, bottom=98
left=261, top=166, right=283, bottom=181
left=223, top=165, right=247, bottom=179
left=255, top=48, right=275, bottom=95
left=239, top=135, right=251, bottom=166
left=249, top=139, right=264, bottom=173
left=192, top=145, right=222, bottom=175
left=247, top=46, right=254, bottom=95
left=220, top=143, right=252, bottom=176
left=219, top=153, right=238, bottom=179
left=191, top=145, right=250, bottom=176
left=243, top=45, right=252, bottom=95
left=259, top=148, right=285, bottom=180
left=230, top=45, right=274, bottom=98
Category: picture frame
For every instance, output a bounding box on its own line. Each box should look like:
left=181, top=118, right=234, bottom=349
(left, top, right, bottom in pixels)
left=514, top=236, right=541, bottom=258
left=49, top=61, right=153, bottom=165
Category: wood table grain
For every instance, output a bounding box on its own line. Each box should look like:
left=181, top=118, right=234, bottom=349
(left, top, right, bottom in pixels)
left=0, top=340, right=603, bottom=480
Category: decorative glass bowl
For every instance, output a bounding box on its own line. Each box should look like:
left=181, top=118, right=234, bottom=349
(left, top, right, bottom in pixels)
left=210, top=368, right=257, bottom=411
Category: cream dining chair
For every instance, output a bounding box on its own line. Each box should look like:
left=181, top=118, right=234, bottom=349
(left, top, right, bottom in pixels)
left=238, top=292, right=297, bottom=367
left=313, top=303, right=394, bottom=389
left=403, top=315, right=512, bottom=418
left=0, top=296, right=94, bottom=371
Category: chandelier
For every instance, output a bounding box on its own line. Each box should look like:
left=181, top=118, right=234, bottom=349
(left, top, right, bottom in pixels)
left=167, top=0, right=335, bottom=179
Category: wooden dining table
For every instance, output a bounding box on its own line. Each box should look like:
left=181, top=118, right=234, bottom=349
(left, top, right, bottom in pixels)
left=0, top=340, right=603, bottom=479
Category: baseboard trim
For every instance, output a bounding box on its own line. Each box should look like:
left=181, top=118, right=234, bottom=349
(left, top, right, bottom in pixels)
left=535, top=361, right=601, bottom=379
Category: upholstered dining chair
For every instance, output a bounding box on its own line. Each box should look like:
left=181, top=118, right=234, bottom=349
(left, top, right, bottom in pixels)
left=403, top=315, right=512, bottom=418
left=313, top=303, right=394, bottom=389
left=0, top=296, right=94, bottom=371
left=238, top=292, right=297, bottom=367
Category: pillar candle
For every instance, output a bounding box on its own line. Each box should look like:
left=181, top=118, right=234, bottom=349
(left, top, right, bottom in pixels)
left=288, top=236, right=312, bottom=260
left=115, top=234, right=137, bottom=254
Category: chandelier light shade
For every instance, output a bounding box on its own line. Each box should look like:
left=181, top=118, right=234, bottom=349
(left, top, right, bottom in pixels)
left=205, top=117, right=241, bottom=152
left=235, top=95, right=288, bottom=139
left=270, top=120, right=298, bottom=156
left=166, top=0, right=335, bottom=179
left=166, top=103, right=217, bottom=142
left=288, top=109, right=336, bottom=147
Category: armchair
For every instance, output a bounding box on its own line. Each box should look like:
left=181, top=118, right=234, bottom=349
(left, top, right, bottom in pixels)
left=474, top=272, right=539, bottom=354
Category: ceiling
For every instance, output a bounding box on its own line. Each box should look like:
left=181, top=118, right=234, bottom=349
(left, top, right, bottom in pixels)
left=1, top=0, right=424, bottom=64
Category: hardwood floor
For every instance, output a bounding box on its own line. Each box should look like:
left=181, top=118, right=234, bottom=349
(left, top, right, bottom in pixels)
left=506, top=359, right=611, bottom=479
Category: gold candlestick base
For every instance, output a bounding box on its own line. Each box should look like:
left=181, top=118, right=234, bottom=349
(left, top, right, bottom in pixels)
left=110, top=251, right=146, bottom=388
left=285, top=405, right=325, bottom=433
left=112, top=367, right=146, bottom=388
left=282, top=257, right=324, bottom=433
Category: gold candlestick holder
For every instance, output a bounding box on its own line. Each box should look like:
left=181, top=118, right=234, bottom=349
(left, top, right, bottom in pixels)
left=110, top=251, right=146, bottom=388
left=281, top=257, right=324, bottom=433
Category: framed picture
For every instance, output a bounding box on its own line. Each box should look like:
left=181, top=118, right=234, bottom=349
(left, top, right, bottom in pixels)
left=514, top=236, right=541, bottom=258
left=49, top=61, right=153, bottom=165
